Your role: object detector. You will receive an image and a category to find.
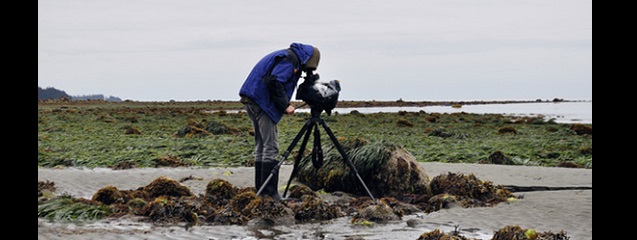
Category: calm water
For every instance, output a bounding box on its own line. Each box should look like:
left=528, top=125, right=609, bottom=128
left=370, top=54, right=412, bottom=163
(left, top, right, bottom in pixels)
left=304, top=101, right=592, bottom=124
left=219, top=101, right=592, bottom=124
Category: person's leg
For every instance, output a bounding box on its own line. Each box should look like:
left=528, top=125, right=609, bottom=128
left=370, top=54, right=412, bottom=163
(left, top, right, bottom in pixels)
left=245, top=103, right=264, bottom=162
left=248, top=104, right=282, bottom=200
left=244, top=101, right=279, bottom=163
left=259, top=116, right=279, bottom=164
left=244, top=103, right=264, bottom=191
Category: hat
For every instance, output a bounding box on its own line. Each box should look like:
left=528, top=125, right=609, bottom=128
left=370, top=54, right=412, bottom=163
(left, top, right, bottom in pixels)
left=305, top=47, right=320, bottom=70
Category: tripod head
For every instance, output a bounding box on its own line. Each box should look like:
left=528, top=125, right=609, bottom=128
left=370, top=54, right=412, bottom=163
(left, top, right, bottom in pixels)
left=295, top=70, right=341, bottom=116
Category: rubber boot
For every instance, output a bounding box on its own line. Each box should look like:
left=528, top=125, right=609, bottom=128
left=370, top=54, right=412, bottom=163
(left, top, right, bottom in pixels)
left=258, top=161, right=282, bottom=200
left=255, top=161, right=263, bottom=193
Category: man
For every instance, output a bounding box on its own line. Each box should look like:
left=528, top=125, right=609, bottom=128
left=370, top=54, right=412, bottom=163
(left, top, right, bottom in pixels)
left=239, top=42, right=320, bottom=200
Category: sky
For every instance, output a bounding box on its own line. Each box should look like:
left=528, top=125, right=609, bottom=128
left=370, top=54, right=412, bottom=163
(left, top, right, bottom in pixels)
left=38, top=0, right=592, bottom=102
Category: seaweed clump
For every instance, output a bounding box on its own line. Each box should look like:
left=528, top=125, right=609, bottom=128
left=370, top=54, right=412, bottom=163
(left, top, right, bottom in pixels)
left=351, top=203, right=399, bottom=225
left=205, top=120, right=241, bottom=135
left=418, top=228, right=472, bottom=240
left=497, top=126, right=517, bottom=134
left=153, top=155, right=190, bottom=167
left=175, top=119, right=241, bottom=137
left=92, top=186, right=124, bottom=205
left=143, top=176, right=194, bottom=198
left=243, top=195, right=295, bottom=226
left=203, top=178, right=237, bottom=209
left=291, top=195, right=342, bottom=222
left=351, top=198, right=401, bottom=225
left=141, top=195, right=199, bottom=224
left=39, top=171, right=524, bottom=231
left=417, top=225, right=571, bottom=240
left=37, top=142, right=523, bottom=229
left=569, top=123, right=592, bottom=135
left=485, top=151, right=514, bottom=165
left=38, top=180, right=56, bottom=201
left=427, top=172, right=514, bottom=209
left=491, top=225, right=570, bottom=240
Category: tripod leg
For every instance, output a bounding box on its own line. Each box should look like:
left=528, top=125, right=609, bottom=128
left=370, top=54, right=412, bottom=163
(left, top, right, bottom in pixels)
left=311, top=124, right=323, bottom=168
left=318, top=120, right=376, bottom=201
left=282, top=121, right=314, bottom=198
left=256, top=119, right=312, bottom=197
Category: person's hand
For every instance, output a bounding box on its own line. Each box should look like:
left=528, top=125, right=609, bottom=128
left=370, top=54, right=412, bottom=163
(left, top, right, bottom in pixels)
left=285, top=105, right=295, bottom=115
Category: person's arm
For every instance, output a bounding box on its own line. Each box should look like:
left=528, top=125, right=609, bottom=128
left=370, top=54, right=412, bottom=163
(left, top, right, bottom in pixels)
left=268, top=80, right=289, bottom=112
left=267, top=60, right=297, bottom=113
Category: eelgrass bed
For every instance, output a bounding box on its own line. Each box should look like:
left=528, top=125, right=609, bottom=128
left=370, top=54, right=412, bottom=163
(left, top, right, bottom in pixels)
left=38, top=100, right=592, bottom=169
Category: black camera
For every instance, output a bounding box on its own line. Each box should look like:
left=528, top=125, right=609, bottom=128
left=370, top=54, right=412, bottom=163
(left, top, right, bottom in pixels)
left=295, top=70, right=341, bottom=115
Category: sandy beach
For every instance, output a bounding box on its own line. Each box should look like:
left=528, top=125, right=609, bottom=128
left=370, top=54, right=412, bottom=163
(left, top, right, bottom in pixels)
left=38, top=162, right=592, bottom=240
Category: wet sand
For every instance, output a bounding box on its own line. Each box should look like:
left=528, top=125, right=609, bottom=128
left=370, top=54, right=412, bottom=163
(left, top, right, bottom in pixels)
left=38, top=162, right=592, bottom=240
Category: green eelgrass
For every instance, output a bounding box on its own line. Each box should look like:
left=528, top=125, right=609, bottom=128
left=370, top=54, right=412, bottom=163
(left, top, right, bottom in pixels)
left=38, top=101, right=592, bottom=168
left=294, top=139, right=397, bottom=192
left=38, top=196, right=112, bottom=222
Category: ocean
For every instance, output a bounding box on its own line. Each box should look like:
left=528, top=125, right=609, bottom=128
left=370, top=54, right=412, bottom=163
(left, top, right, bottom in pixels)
left=306, top=101, right=592, bottom=124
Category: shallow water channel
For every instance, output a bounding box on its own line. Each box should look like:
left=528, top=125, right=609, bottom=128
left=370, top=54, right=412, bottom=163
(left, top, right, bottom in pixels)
left=38, top=213, right=495, bottom=240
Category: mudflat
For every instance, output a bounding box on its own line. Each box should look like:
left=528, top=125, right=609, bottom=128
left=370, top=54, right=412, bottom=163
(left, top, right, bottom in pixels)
left=38, top=162, right=592, bottom=240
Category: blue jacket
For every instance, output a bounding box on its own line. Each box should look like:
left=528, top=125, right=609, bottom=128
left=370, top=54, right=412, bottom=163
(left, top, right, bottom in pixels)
left=239, top=43, right=315, bottom=123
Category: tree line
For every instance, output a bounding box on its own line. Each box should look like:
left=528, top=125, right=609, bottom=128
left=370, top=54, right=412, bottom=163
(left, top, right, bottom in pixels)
left=38, top=87, right=122, bottom=102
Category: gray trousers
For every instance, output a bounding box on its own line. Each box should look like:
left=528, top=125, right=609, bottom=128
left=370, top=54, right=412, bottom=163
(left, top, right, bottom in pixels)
left=243, top=101, right=279, bottom=163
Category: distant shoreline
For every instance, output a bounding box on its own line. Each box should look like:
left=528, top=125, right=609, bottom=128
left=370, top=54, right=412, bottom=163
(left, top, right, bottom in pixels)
left=38, top=98, right=591, bottom=110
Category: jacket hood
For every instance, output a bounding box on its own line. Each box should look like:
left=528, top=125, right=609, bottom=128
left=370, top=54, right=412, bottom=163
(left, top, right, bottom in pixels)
left=289, top=43, right=315, bottom=65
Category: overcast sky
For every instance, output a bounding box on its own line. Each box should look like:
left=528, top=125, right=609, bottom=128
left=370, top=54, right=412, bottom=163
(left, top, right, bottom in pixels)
left=38, top=0, right=592, bottom=102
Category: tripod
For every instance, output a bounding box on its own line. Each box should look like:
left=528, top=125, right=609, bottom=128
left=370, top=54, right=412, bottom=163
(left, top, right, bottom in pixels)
left=256, top=106, right=376, bottom=200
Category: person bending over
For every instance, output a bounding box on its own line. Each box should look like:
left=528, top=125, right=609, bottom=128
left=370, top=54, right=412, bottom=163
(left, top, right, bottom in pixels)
left=238, top=42, right=320, bottom=200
